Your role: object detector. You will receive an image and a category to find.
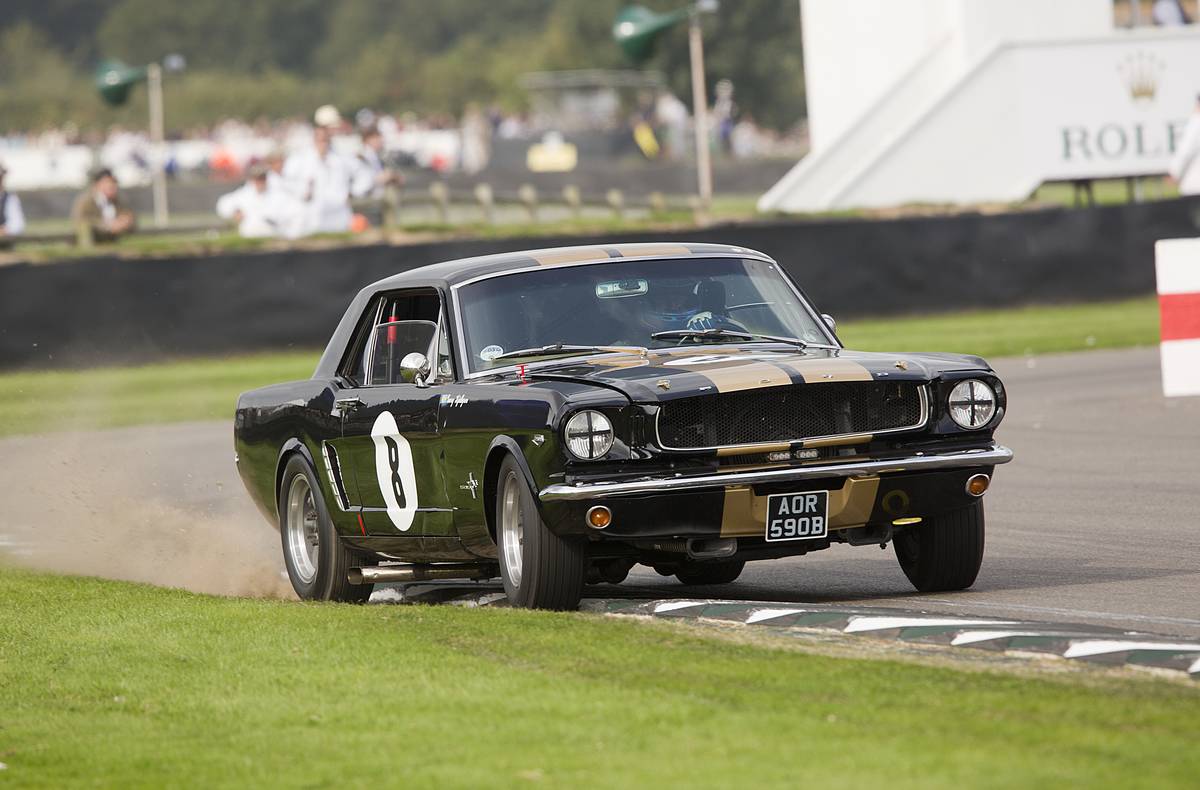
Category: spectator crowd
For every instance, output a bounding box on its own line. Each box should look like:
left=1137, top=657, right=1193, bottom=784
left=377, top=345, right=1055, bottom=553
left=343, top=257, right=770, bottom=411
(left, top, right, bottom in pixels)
left=0, top=90, right=802, bottom=244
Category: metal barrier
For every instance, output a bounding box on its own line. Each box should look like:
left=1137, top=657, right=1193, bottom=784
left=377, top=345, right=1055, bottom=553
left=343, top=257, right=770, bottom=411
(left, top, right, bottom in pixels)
left=6, top=183, right=698, bottom=251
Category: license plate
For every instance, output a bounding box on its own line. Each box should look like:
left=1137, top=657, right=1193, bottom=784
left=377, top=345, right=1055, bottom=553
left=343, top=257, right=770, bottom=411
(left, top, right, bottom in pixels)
left=765, top=491, right=829, bottom=542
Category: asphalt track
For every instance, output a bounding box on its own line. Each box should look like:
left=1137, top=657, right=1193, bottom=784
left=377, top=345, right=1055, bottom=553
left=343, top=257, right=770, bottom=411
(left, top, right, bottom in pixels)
left=3, top=347, right=1198, bottom=636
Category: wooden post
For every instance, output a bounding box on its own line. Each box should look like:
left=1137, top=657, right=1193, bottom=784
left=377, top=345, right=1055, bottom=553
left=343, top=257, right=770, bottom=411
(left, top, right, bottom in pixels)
left=562, top=185, right=582, bottom=220
left=429, top=182, right=450, bottom=224
left=474, top=183, right=495, bottom=224
left=383, top=183, right=401, bottom=227
left=518, top=184, right=539, bottom=223
left=147, top=62, right=169, bottom=228
left=688, top=11, right=713, bottom=224
left=606, top=189, right=625, bottom=219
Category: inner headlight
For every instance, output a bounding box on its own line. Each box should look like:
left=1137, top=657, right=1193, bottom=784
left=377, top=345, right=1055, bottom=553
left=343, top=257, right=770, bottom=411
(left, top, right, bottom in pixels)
left=564, top=410, right=614, bottom=460
left=948, top=379, right=997, bottom=429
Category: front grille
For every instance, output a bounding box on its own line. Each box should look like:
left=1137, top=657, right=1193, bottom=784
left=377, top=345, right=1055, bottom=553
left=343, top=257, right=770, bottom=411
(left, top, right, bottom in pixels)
left=656, top=382, right=925, bottom=450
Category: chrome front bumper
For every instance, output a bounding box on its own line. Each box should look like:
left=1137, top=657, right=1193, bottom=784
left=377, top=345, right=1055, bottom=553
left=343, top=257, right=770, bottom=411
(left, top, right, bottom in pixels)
left=539, top=444, right=1013, bottom=502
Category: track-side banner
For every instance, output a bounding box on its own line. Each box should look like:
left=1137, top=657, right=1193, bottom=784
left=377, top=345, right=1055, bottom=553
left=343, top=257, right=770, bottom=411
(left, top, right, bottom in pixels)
left=1155, top=237, right=1200, bottom=397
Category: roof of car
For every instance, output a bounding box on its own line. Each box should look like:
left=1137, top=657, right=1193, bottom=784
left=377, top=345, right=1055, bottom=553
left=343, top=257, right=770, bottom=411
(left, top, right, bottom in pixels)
left=366, top=241, right=774, bottom=291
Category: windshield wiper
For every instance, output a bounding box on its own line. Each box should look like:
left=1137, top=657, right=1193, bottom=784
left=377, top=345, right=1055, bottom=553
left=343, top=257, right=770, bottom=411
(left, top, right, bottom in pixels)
left=651, top=328, right=838, bottom=350
left=493, top=343, right=648, bottom=362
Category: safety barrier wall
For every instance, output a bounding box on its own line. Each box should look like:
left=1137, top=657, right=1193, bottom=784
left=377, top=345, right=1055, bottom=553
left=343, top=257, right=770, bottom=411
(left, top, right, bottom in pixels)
left=3, top=196, right=1198, bottom=369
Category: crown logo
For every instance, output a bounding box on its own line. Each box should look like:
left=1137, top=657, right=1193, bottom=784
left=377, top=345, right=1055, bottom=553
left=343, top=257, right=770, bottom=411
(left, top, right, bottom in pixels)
left=1118, top=51, right=1164, bottom=103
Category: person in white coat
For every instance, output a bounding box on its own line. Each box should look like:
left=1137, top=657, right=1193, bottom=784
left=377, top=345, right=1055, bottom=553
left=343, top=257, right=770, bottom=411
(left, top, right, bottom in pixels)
left=1169, top=95, right=1200, bottom=196
left=0, top=164, right=26, bottom=239
left=216, top=164, right=303, bottom=238
left=282, top=124, right=357, bottom=234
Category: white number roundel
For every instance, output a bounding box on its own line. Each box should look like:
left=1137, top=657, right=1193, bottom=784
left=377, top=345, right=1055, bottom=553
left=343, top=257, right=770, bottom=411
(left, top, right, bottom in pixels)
left=371, top=411, right=418, bottom=531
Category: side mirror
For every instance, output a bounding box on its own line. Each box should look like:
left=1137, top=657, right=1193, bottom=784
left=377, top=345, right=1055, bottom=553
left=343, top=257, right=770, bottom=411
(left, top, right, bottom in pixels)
left=821, top=313, right=837, bottom=335
left=400, top=352, right=432, bottom=387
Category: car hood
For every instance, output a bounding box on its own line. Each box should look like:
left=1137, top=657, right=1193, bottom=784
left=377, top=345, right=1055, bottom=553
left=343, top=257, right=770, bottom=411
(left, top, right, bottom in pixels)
left=525, top=346, right=990, bottom=403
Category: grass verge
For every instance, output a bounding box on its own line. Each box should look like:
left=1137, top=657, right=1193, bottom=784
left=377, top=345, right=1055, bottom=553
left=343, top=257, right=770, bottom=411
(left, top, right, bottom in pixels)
left=1, top=567, right=1196, bottom=788
left=0, top=297, right=1157, bottom=439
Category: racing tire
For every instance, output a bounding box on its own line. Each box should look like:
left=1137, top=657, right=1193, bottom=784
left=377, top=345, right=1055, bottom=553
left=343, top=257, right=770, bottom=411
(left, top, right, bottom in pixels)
left=496, top=455, right=586, bottom=610
left=893, top=500, right=985, bottom=593
left=279, top=454, right=371, bottom=603
left=675, top=559, right=746, bottom=586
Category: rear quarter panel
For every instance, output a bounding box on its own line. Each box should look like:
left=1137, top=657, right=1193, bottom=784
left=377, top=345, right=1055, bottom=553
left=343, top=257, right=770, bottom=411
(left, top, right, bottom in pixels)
left=234, top=379, right=340, bottom=527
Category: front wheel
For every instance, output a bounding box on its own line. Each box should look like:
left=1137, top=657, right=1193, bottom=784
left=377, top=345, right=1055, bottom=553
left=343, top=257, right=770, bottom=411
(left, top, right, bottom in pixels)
left=496, top=456, right=586, bottom=610
left=893, top=500, right=985, bottom=592
left=279, top=454, right=371, bottom=603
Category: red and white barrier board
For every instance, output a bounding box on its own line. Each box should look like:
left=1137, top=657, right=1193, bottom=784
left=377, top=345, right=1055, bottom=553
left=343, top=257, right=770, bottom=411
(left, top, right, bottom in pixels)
left=1155, top=238, right=1200, bottom=398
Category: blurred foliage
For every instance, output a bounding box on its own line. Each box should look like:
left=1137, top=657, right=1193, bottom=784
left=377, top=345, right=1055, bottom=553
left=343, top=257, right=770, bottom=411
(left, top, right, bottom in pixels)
left=0, top=0, right=805, bottom=133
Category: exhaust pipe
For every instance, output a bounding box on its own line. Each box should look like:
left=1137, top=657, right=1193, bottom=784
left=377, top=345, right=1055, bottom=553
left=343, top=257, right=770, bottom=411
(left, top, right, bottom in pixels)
left=348, top=562, right=498, bottom=585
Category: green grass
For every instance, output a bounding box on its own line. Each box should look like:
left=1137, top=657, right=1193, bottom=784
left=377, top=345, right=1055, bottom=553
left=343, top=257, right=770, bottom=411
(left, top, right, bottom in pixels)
left=837, top=296, right=1158, bottom=358
left=0, top=567, right=1196, bottom=788
left=0, top=349, right=318, bottom=437
left=0, top=298, right=1158, bottom=439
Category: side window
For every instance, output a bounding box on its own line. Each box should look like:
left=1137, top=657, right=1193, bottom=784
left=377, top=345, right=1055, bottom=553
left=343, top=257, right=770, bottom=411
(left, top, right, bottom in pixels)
left=340, top=298, right=384, bottom=386
left=366, top=289, right=445, bottom=385
left=369, top=319, right=437, bottom=384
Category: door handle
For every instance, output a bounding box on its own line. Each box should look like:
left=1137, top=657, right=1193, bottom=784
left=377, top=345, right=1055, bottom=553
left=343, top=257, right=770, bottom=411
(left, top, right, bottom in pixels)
left=334, top=397, right=362, bottom=414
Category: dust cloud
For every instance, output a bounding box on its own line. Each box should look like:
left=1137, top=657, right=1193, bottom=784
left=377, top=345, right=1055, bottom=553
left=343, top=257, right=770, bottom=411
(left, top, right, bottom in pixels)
left=0, top=425, right=295, bottom=599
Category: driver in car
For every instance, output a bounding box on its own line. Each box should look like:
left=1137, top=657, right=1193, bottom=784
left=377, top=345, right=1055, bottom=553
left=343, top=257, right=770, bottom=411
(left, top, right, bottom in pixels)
left=684, top=280, right=748, bottom=334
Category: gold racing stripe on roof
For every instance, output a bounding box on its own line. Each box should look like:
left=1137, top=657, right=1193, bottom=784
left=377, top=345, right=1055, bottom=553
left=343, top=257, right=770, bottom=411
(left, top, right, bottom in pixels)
left=781, top=357, right=874, bottom=383
left=676, top=360, right=794, bottom=393
left=530, top=248, right=611, bottom=266
left=610, top=243, right=693, bottom=258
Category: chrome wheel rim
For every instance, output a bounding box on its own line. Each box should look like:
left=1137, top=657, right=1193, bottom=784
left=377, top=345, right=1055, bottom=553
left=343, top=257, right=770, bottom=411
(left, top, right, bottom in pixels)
left=285, top=475, right=320, bottom=584
left=500, top=471, right=524, bottom=589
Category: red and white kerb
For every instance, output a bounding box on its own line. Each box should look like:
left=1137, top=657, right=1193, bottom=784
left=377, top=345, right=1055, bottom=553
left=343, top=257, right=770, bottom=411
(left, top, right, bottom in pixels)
left=1155, top=238, right=1200, bottom=397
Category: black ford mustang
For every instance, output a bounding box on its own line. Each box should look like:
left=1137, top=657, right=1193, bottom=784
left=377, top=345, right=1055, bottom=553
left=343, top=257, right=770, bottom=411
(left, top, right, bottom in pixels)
left=235, top=242, right=1012, bottom=609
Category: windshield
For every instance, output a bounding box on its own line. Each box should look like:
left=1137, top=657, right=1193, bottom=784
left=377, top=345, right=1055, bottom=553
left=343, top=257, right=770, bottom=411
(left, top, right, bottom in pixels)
left=456, top=257, right=835, bottom=373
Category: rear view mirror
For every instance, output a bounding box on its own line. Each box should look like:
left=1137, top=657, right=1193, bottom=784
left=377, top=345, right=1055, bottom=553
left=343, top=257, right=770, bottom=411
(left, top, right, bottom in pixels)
left=596, top=278, right=648, bottom=298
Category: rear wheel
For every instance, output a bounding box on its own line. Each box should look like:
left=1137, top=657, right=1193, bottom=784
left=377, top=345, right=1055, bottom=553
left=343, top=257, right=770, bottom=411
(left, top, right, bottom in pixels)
left=675, top=559, right=746, bottom=586
left=496, top=456, right=585, bottom=610
left=279, top=454, right=371, bottom=603
left=893, top=500, right=985, bottom=592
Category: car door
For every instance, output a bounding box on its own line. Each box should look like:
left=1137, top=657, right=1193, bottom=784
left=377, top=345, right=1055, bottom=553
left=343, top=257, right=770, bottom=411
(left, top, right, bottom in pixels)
left=335, top=289, right=452, bottom=538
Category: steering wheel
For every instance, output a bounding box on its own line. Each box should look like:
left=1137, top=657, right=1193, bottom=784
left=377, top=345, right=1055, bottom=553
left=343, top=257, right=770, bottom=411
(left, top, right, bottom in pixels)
left=676, top=311, right=752, bottom=344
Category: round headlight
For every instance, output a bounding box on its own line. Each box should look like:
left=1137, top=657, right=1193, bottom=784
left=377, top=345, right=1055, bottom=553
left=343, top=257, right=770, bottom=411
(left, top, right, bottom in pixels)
left=564, top=410, right=614, bottom=460
left=948, top=379, right=997, bottom=429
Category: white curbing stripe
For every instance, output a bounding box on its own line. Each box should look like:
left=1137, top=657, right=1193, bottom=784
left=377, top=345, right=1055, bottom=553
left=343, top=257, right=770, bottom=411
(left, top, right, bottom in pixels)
left=654, top=600, right=710, bottom=613
left=949, top=630, right=1057, bottom=646
left=1061, top=640, right=1200, bottom=659
left=843, top=616, right=1020, bottom=634
left=745, top=608, right=808, bottom=624
left=1189, top=657, right=1200, bottom=675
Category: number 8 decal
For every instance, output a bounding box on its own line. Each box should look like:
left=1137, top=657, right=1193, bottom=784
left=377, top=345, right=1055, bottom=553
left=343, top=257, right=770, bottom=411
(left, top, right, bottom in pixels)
left=371, top=411, right=418, bottom=531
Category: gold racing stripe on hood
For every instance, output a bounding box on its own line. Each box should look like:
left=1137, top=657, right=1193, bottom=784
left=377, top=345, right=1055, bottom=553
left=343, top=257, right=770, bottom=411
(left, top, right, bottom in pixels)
left=676, top=360, right=794, bottom=393
left=530, top=248, right=611, bottom=266
left=782, top=357, right=874, bottom=383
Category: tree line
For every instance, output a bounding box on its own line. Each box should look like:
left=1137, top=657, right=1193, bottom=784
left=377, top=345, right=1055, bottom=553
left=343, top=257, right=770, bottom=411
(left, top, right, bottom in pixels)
left=0, top=0, right=805, bottom=134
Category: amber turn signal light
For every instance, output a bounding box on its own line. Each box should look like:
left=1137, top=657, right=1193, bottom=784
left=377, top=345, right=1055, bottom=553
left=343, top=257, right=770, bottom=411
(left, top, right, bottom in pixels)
left=966, top=474, right=991, bottom=497
left=586, top=506, right=612, bottom=529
